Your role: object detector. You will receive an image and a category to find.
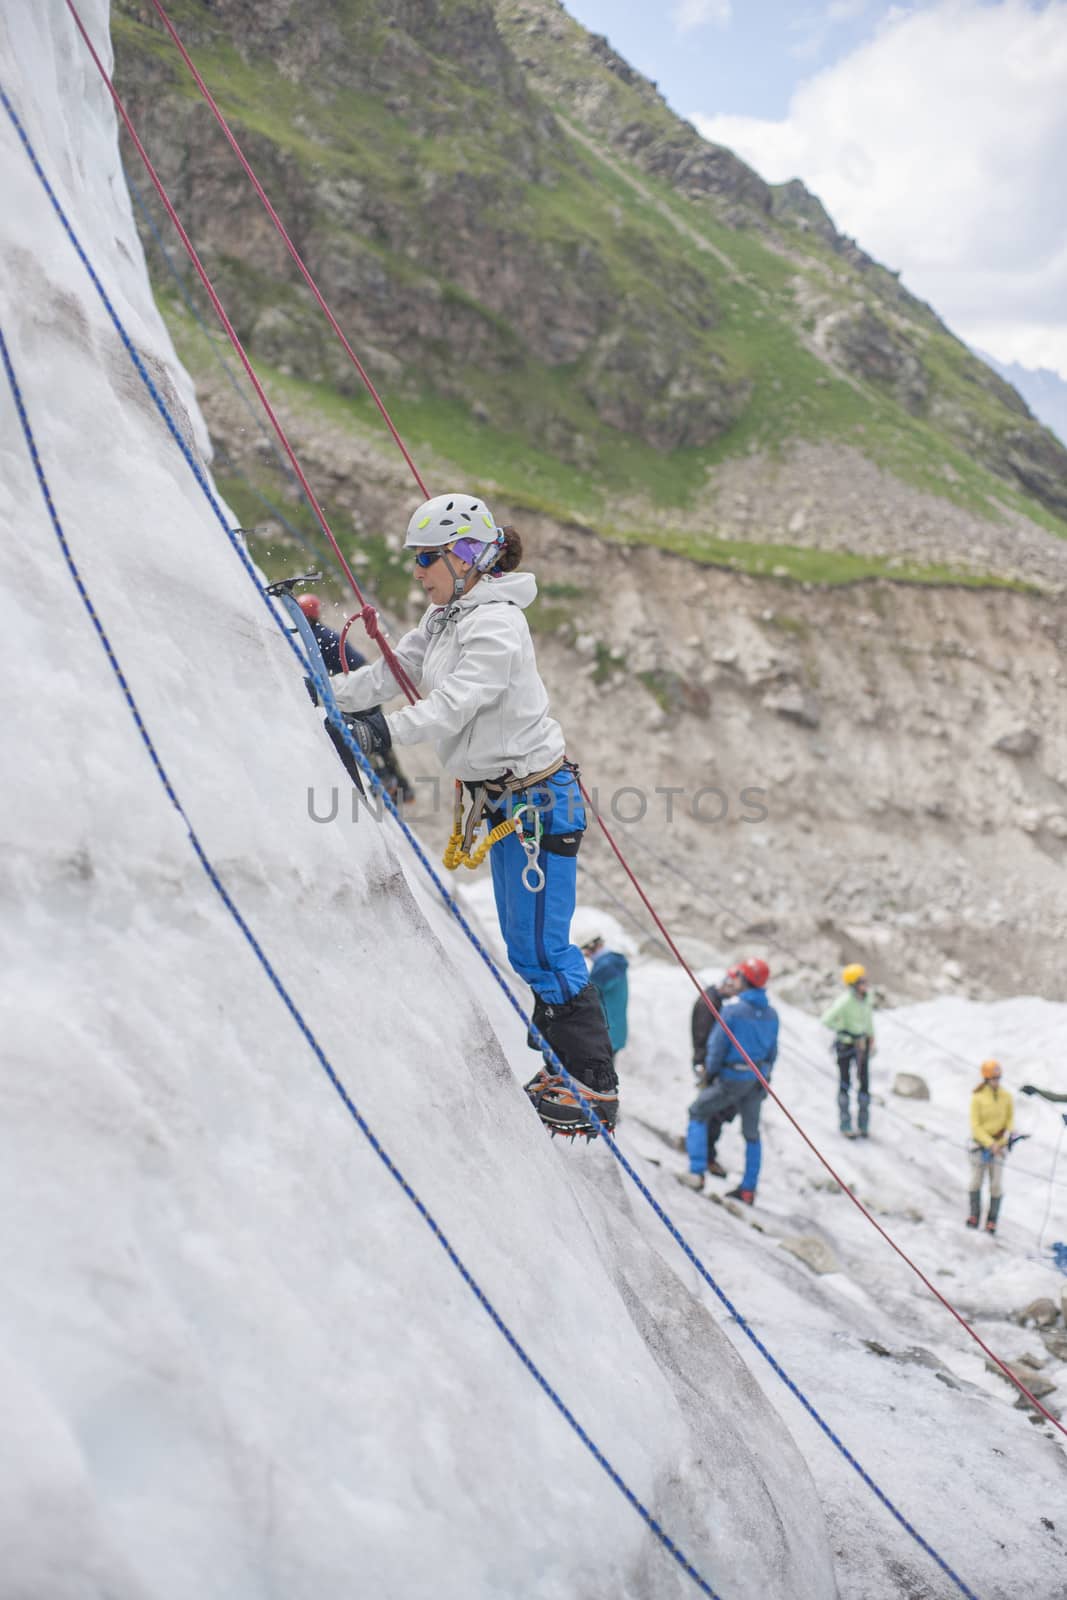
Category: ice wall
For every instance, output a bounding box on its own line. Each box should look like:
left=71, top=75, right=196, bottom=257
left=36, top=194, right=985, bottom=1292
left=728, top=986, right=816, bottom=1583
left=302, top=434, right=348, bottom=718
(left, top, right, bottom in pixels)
left=0, top=5, right=836, bottom=1596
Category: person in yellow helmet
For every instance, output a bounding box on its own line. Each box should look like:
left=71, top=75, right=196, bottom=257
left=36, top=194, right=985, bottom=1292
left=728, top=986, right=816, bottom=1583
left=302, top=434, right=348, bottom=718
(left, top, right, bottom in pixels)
left=968, top=1061, right=1014, bottom=1233
left=820, top=965, right=875, bottom=1137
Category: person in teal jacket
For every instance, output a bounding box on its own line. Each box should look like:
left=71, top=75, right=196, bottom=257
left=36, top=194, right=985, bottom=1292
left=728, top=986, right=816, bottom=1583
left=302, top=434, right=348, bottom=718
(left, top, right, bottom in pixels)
left=821, top=964, right=876, bottom=1137
left=582, top=935, right=629, bottom=1058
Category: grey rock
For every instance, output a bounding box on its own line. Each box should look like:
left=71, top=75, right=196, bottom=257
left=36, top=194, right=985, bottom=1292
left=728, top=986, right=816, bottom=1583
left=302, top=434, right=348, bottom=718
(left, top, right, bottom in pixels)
left=994, top=727, right=1040, bottom=757
left=762, top=685, right=821, bottom=728
left=863, top=1341, right=959, bottom=1386
left=892, top=1072, right=930, bottom=1101
left=989, top=1359, right=1057, bottom=1400
left=779, top=1235, right=840, bottom=1275
left=825, top=306, right=929, bottom=415
left=1042, top=1330, right=1067, bottom=1362
left=1026, top=1404, right=1062, bottom=1424
left=1019, top=1298, right=1060, bottom=1329
left=899, top=1345, right=951, bottom=1373
left=1015, top=1380, right=1057, bottom=1406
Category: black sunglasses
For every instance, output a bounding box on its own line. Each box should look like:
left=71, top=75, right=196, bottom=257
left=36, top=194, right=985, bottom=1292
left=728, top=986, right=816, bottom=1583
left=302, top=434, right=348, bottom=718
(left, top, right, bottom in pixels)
left=414, top=548, right=446, bottom=569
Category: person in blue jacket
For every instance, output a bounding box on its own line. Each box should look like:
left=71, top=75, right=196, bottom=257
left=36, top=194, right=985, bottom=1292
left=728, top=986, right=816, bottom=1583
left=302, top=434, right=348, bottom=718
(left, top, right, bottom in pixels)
left=677, top=956, right=778, bottom=1204
left=582, top=935, right=629, bottom=1059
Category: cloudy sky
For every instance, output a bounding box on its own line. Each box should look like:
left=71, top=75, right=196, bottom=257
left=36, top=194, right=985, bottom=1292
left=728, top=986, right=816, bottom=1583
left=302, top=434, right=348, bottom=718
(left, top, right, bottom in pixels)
left=562, top=1, right=1067, bottom=380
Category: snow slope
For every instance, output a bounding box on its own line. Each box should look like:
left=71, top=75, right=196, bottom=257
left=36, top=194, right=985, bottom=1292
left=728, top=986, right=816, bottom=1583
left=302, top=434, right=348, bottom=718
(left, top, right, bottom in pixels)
left=2, top=5, right=1066, bottom=1599
left=454, top=883, right=1067, bottom=1600
left=0, top=6, right=834, bottom=1598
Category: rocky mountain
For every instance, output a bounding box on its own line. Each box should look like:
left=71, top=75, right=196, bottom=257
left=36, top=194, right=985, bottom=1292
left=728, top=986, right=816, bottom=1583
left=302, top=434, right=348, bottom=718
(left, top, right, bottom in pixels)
left=113, top=0, right=1067, bottom=567
left=979, top=351, right=1067, bottom=451
left=111, top=0, right=1067, bottom=1002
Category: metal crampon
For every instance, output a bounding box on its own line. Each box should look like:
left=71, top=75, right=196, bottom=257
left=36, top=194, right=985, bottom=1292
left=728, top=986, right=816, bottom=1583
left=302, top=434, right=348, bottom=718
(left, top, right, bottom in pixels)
left=524, top=1070, right=618, bottom=1141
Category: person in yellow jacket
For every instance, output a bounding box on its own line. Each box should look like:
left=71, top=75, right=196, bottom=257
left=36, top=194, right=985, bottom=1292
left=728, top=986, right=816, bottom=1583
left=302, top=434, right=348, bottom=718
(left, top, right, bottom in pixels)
left=968, top=1060, right=1014, bottom=1234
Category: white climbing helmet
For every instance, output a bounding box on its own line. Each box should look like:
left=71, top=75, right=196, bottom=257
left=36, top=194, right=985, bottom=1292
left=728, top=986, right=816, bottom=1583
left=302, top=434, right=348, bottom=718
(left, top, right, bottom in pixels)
left=404, top=492, right=499, bottom=550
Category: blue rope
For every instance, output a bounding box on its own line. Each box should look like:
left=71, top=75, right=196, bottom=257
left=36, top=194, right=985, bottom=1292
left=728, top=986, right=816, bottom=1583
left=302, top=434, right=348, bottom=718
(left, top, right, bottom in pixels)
left=2, top=82, right=982, bottom=1600
left=0, top=320, right=722, bottom=1600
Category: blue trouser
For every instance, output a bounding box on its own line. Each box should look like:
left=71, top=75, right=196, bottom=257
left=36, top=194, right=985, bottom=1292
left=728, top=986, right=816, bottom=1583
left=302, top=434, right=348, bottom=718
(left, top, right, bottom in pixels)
left=687, top=1071, right=767, bottom=1186
left=488, top=767, right=588, bottom=1005
left=835, top=1038, right=870, bottom=1133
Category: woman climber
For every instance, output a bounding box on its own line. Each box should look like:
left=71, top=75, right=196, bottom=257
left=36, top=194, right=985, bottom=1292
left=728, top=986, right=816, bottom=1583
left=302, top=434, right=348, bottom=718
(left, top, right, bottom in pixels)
left=968, top=1060, right=1014, bottom=1234
left=332, top=492, right=618, bottom=1136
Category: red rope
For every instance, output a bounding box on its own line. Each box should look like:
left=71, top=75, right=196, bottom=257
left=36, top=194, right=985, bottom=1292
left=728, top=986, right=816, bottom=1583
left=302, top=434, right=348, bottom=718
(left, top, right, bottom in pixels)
left=583, top=782, right=1067, bottom=1436
left=338, top=612, right=364, bottom=675
left=63, top=0, right=420, bottom=706
left=145, top=0, right=430, bottom=503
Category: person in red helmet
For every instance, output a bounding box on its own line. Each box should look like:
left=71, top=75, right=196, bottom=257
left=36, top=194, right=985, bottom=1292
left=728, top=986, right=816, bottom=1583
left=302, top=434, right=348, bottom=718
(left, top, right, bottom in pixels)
left=678, top=955, right=778, bottom=1203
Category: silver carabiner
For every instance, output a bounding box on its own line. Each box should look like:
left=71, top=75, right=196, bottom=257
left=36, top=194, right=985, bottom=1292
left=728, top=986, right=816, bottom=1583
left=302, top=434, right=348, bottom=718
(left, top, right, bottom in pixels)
left=512, top=803, right=546, bottom=894
left=520, top=842, right=545, bottom=894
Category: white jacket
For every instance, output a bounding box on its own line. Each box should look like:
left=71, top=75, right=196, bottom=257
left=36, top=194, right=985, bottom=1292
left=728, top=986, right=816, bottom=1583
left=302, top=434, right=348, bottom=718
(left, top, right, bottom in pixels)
left=332, top=571, right=565, bottom=783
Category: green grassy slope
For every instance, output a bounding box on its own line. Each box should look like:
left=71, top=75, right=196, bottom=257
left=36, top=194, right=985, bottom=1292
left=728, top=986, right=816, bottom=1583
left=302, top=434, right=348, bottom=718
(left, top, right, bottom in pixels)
left=114, top=0, right=1067, bottom=585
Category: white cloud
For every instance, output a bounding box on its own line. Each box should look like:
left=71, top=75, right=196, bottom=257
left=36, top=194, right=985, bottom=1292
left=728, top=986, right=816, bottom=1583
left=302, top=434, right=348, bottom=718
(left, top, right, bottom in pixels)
left=673, top=0, right=732, bottom=33
left=790, top=0, right=870, bottom=61
left=693, top=1, right=1067, bottom=379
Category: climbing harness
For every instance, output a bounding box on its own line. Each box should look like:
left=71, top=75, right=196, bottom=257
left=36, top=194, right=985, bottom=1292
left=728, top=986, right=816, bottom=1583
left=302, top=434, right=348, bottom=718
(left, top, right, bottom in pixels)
left=442, top=758, right=563, bottom=887
left=443, top=782, right=519, bottom=872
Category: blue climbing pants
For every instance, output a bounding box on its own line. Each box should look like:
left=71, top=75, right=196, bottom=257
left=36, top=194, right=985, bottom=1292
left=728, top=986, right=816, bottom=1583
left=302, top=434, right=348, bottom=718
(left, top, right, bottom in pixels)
left=488, top=767, right=588, bottom=1005
left=687, top=1071, right=767, bottom=1183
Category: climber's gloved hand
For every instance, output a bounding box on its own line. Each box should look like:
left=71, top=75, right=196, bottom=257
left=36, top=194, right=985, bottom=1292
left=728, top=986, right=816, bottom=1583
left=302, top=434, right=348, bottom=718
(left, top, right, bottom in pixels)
left=1020, top=1084, right=1037, bottom=1096
left=343, top=708, right=392, bottom=757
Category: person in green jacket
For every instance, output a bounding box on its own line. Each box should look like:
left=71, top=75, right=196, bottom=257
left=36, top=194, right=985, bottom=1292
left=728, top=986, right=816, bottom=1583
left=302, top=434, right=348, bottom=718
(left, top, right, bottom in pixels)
left=969, top=1060, right=1014, bottom=1233
left=820, top=964, right=875, bottom=1137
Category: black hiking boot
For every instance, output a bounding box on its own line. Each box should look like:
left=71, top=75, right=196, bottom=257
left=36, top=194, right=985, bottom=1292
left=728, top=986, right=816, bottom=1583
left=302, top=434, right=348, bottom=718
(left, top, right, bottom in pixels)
left=525, top=985, right=618, bottom=1136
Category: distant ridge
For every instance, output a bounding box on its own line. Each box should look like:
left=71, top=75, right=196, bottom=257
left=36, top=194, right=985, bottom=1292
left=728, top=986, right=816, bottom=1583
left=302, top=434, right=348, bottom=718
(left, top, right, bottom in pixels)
left=977, top=350, right=1067, bottom=450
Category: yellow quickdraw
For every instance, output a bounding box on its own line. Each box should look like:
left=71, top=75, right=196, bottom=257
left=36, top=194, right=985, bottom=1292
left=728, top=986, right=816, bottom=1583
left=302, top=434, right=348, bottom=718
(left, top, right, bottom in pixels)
left=443, top=814, right=517, bottom=871
left=441, top=769, right=552, bottom=888
left=443, top=778, right=518, bottom=871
